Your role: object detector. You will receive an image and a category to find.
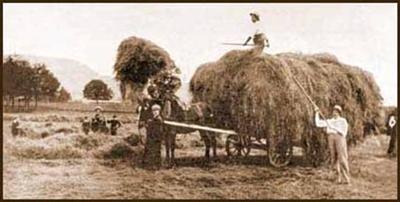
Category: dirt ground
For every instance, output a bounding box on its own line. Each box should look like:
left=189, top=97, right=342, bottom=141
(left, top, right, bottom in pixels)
left=3, top=111, right=398, bottom=199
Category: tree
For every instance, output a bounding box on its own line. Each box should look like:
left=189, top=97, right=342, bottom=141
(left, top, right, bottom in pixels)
left=3, top=57, right=18, bottom=107
left=3, top=56, right=63, bottom=110
left=33, top=63, right=61, bottom=103
left=55, top=87, right=72, bottom=102
left=83, top=79, right=113, bottom=103
left=3, top=56, right=35, bottom=109
left=113, top=37, right=178, bottom=103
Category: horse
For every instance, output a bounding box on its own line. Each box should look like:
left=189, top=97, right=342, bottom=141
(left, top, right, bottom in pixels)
left=138, top=96, right=218, bottom=166
left=162, top=96, right=217, bottom=165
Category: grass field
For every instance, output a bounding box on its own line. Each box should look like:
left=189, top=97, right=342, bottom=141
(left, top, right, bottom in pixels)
left=3, top=101, right=136, bottom=114
left=2, top=108, right=398, bottom=199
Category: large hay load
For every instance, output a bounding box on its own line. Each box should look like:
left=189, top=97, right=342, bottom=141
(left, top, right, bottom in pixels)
left=190, top=49, right=382, bottom=166
left=113, top=36, right=177, bottom=103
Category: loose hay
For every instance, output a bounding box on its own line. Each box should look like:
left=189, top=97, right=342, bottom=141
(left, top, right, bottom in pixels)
left=124, top=133, right=143, bottom=147
left=10, top=129, right=144, bottom=161
left=100, top=142, right=143, bottom=159
left=11, top=134, right=84, bottom=159
left=17, top=122, right=79, bottom=139
left=190, top=50, right=382, bottom=164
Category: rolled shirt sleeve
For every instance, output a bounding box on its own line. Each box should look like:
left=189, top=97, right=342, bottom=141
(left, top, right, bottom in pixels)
left=315, top=112, right=349, bottom=137
left=315, top=112, right=328, bottom=127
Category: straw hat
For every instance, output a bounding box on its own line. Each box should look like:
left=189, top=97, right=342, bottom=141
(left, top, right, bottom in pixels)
left=94, top=106, right=103, bottom=112
left=151, top=104, right=161, bottom=111
left=333, top=105, right=342, bottom=113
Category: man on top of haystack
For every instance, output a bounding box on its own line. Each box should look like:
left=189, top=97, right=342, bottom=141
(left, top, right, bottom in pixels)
left=243, top=11, right=270, bottom=55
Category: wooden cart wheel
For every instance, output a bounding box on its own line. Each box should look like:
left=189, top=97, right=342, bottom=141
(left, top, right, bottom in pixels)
left=304, top=133, right=330, bottom=167
left=241, top=135, right=252, bottom=156
left=226, top=134, right=240, bottom=156
left=268, top=136, right=293, bottom=167
left=225, top=134, right=251, bottom=156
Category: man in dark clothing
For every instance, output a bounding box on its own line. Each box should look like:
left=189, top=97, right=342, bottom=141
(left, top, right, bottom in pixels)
left=142, top=104, right=163, bottom=170
left=91, top=106, right=108, bottom=133
left=108, top=115, right=122, bottom=136
left=387, top=114, right=397, bottom=156
left=11, top=117, right=20, bottom=137
left=82, top=116, right=91, bottom=135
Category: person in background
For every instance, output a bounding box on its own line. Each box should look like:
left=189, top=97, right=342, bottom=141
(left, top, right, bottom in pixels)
left=92, top=106, right=106, bottom=133
left=142, top=104, right=163, bottom=170
left=243, top=11, right=270, bottom=55
left=387, top=113, right=397, bottom=156
left=11, top=117, right=21, bottom=137
left=81, top=116, right=91, bottom=135
left=108, top=115, right=122, bottom=136
left=315, top=105, right=351, bottom=185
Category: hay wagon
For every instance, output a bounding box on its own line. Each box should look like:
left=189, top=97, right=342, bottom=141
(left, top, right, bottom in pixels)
left=225, top=132, right=295, bottom=168
left=164, top=120, right=298, bottom=168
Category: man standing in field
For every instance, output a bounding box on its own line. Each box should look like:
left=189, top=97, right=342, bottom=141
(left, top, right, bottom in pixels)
left=243, top=11, right=270, bottom=55
left=108, top=115, right=122, bottom=136
left=386, top=113, right=397, bottom=156
left=11, top=117, right=21, bottom=137
left=315, top=105, right=351, bottom=185
left=81, top=116, right=91, bottom=135
left=92, top=106, right=107, bottom=133
left=142, top=104, right=163, bottom=169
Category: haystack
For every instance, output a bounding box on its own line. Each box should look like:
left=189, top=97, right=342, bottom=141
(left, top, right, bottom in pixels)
left=113, top=36, right=176, bottom=101
left=190, top=49, right=382, bottom=164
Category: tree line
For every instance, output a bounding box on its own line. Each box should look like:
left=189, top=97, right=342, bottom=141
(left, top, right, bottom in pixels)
left=3, top=56, right=115, bottom=111
left=3, top=56, right=71, bottom=111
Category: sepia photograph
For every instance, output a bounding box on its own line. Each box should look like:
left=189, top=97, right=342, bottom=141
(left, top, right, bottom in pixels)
left=2, top=2, right=398, bottom=199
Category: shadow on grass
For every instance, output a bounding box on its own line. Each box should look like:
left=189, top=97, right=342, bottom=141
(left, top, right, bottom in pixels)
left=170, top=154, right=310, bottom=169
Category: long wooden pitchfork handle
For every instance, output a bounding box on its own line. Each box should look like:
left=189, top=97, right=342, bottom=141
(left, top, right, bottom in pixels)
left=270, top=57, right=329, bottom=121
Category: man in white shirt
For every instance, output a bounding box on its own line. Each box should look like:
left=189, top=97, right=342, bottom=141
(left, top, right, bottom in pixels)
left=11, top=117, right=21, bottom=137
left=315, top=105, right=351, bottom=184
left=243, top=12, right=270, bottom=55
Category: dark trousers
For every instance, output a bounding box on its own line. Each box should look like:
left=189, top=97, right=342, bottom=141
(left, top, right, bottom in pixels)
left=388, top=127, right=397, bottom=155
left=142, top=130, right=162, bottom=169
left=111, top=130, right=117, bottom=136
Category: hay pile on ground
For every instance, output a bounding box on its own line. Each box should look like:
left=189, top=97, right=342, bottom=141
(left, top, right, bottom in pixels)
left=190, top=50, right=382, bottom=164
left=4, top=114, right=72, bottom=122
left=113, top=36, right=176, bottom=100
left=10, top=129, right=144, bottom=161
left=16, top=122, right=78, bottom=139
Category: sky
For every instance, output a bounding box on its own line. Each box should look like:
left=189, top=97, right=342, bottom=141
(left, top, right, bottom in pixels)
left=3, top=3, right=397, bottom=106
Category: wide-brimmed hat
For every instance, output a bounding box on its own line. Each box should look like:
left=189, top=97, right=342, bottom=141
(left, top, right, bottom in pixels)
left=151, top=104, right=161, bottom=111
left=250, top=12, right=260, bottom=21
left=94, top=106, right=103, bottom=112
left=333, top=105, right=342, bottom=113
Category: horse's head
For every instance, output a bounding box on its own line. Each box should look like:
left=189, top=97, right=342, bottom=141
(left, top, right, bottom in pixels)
left=161, top=95, right=186, bottom=121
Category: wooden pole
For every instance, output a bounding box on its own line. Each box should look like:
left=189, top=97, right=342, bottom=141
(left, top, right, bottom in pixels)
left=272, top=57, right=328, bottom=120
left=163, top=120, right=237, bottom=135
left=221, top=43, right=256, bottom=46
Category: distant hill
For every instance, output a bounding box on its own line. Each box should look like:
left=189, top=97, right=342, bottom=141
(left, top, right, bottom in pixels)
left=5, top=54, right=121, bottom=100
